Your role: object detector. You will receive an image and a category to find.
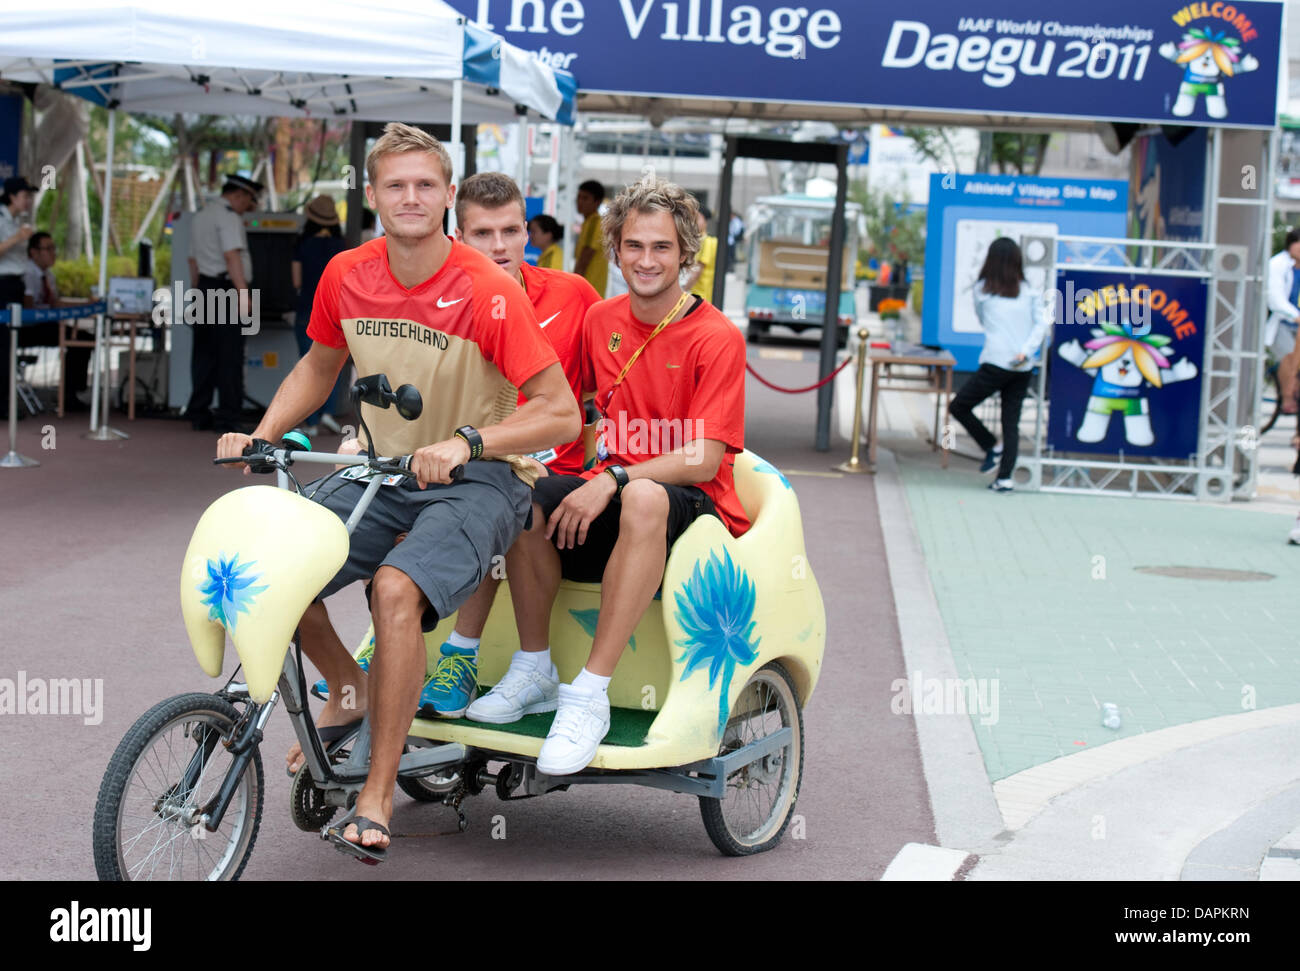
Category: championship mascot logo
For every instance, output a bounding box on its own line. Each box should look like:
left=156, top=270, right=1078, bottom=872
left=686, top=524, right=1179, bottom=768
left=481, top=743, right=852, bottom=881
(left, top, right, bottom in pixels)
left=1057, top=312, right=1198, bottom=447
left=1159, top=5, right=1261, bottom=119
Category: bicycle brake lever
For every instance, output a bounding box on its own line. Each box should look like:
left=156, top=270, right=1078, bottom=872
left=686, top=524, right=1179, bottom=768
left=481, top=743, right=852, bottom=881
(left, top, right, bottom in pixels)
left=242, top=438, right=278, bottom=475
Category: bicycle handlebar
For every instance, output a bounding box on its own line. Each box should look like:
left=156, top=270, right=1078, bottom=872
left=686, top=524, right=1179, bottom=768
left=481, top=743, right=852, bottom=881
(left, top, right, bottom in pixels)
left=213, top=443, right=464, bottom=482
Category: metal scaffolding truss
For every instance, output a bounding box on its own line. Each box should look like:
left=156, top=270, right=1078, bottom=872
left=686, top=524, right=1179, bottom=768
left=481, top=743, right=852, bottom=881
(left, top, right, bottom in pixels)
left=1018, top=233, right=1249, bottom=502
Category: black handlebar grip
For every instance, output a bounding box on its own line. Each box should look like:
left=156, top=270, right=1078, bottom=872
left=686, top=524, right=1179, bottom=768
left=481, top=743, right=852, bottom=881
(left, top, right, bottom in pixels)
left=394, top=455, right=464, bottom=482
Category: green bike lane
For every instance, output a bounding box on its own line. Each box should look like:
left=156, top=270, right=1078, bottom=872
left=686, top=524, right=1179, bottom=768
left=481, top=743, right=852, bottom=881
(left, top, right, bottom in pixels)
left=894, top=452, right=1300, bottom=784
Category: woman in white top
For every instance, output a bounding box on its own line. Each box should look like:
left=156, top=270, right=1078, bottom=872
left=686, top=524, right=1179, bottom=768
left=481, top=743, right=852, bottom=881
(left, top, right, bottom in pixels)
left=947, top=237, right=1051, bottom=492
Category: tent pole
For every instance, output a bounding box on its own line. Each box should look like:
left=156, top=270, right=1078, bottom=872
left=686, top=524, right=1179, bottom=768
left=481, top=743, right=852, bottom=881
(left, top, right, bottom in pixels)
left=559, top=123, right=578, bottom=270
left=75, top=142, right=95, bottom=263
left=448, top=79, right=464, bottom=235
left=86, top=109, right=126, bottom=442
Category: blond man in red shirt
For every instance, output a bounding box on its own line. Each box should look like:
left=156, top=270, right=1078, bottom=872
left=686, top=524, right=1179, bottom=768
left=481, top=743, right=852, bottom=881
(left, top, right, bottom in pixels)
left=217, top=124, right=579, bottom=861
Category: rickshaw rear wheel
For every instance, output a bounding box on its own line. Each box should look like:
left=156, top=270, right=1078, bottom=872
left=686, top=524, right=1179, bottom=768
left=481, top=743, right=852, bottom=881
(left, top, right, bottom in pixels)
left=93, top=692, right=263, bottom=881
left=699, top=661, right=804, bottom=857
left=396, top=744, right=463, bottom=802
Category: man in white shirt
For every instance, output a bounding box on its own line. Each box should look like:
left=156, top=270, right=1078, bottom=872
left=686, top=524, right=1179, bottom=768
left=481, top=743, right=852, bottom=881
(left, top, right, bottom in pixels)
left=184, top=173, right=262, bottom=432
left=22, top=232, right=93, bottom=409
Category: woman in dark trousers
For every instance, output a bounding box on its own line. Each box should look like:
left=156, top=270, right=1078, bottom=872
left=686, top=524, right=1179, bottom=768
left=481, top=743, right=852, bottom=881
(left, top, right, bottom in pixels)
left=948, top=237, right=1051, bottom=492
left=291, top=195, right=348, bottom=434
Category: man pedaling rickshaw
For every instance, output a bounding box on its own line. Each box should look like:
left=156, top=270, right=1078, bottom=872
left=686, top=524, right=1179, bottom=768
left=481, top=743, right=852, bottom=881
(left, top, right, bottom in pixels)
left=215, top=123, right=580, bottom=861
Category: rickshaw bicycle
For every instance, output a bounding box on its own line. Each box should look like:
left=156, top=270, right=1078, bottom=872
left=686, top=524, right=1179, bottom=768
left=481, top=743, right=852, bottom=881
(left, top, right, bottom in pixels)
left=92, top=375, right=826, bottom=879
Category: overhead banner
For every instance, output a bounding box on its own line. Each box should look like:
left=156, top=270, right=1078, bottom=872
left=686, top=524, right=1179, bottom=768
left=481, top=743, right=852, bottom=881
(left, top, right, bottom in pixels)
left=450, top=1, right=1284, bottom=127
left=1048, top=269, right=1207, bottom=459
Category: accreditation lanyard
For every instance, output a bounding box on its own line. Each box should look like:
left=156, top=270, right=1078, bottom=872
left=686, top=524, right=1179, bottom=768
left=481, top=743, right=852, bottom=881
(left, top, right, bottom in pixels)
left=594, top=291, right=692, bottom=463
left=601, top=290, right=692, bottom=411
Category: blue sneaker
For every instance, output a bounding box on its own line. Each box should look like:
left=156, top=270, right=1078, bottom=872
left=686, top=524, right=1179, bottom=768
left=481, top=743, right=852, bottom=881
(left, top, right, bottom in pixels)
left=980, top=445, right=1003, bottom=474
left=311, top=637, right=375, bottom=701
left=417, top=643, right=479, bottom=718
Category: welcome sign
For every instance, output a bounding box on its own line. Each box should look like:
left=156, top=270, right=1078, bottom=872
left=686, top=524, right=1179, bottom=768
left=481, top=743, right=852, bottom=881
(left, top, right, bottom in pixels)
left=1048, top=270, right=1207, bottom=459
left=448, top=1, right=1283, bottom=128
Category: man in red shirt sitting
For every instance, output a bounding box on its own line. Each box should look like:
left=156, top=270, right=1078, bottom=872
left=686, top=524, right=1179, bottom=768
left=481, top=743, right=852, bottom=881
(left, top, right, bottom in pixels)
left=489, top=177, right=749, bottom=774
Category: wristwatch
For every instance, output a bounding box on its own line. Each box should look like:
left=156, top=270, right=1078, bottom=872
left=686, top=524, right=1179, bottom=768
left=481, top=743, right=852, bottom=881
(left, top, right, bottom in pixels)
left=605, top=464, right=630, bottom=496
left=454, top=425, right=484, bottom=460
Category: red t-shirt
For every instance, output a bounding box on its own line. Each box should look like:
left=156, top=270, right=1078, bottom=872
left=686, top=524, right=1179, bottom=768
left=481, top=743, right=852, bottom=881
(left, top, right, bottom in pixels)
left=518, top=262, right=601, bottom=475
left=580, top=293, right=750, bottom=537
left=307, top=237, right=559, bottom=481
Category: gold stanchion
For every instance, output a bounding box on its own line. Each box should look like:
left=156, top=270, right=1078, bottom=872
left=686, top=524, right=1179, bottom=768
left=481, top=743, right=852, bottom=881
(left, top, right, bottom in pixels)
left=836, top=327, right=871, bottom=474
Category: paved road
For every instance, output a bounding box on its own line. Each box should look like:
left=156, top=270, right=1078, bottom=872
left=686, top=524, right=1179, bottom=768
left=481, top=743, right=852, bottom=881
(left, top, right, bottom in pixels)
left=0, top=342, right=932, bottom=880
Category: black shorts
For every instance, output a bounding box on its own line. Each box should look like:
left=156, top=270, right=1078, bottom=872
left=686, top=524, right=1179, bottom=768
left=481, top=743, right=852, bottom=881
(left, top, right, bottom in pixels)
left=531, top=473, right=717, bottom=583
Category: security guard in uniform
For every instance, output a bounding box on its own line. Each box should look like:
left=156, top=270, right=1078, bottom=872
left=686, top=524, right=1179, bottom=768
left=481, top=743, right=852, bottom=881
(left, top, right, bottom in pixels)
left=185, top=173, right=262, bottom=431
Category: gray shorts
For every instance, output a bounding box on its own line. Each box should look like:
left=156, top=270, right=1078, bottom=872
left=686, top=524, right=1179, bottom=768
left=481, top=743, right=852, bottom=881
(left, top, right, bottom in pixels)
left=310, top=460, right=532, bottom=629
left=1272, top=321, right=1298, bottom=359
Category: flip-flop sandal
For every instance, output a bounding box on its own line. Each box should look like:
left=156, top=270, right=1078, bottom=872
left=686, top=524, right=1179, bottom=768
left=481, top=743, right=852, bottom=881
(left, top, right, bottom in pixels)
left=326, top=812, right=390, bottom=864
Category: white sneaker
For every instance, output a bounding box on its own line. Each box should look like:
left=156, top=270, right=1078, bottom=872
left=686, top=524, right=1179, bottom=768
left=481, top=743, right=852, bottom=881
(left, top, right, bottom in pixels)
left=319, top=414, right=342, bottom=434
left=536, top=684, right=610, bottom=776
left=464, top=653, right=560, bottom=724
left=1288, top=519, right=1300, bottom=545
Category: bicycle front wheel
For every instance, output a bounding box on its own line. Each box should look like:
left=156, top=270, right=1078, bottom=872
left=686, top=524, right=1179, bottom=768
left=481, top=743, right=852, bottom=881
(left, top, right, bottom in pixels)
left=1261, top=367, right=1283, bottom=435
left=93, top=692, right=263, bottom=881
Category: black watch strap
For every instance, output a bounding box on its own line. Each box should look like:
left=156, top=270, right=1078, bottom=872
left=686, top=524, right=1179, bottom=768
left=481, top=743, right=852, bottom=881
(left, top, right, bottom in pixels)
left=605, top=464, right=629, bottom=496
left=454, top=425, right=484, bottom=460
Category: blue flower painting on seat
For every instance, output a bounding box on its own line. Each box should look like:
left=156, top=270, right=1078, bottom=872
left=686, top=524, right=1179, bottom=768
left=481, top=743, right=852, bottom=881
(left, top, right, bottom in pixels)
left=673, top=548, right=761, bottom=736
left=199, top=553, right=269, bottom=632
left=751, top=459, right=791, bottom=489
left=568, top=607, right=636, bottom=651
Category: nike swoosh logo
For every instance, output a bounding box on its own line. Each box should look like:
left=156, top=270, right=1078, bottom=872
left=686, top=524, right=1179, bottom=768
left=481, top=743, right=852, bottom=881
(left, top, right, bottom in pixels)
left=538, top=312, right=560, bottom=329
left=436, top=297, right=464, bottom=308
left=666, top=363, right=682, bottom=369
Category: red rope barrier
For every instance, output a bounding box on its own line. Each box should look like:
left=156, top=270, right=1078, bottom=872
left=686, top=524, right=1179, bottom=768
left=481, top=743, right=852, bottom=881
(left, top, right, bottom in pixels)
left=745, top=355, right=855, bottom=394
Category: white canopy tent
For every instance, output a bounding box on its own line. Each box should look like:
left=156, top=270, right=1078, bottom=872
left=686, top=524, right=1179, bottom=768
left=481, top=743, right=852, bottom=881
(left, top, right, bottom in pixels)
left=0, top=0, right=574, bottom=124
left=0, top=0, right=576, bottom=435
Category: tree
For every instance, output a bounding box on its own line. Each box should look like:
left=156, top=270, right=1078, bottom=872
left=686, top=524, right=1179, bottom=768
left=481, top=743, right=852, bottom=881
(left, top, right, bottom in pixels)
left=851, top=179, right=926, bottom=270
left=989, top=132, right=1051, bottom=176
left=900, top=127, right=965, bottom=174
left=904, top=126, right=1052, bottom=176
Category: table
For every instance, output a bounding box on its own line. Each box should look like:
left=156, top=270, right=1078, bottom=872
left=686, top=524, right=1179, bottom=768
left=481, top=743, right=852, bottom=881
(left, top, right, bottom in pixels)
left=863, top=343, right=957, bottom=469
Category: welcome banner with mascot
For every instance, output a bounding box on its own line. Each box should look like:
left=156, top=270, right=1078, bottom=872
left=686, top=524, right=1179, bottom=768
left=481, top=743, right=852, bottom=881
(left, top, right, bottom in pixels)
left=1048, top=270, right=1207, bottom=459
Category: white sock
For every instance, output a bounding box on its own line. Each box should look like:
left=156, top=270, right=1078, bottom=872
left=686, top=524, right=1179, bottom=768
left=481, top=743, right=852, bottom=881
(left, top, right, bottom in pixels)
left=515, top=648, right=550, bottom=671
left=572, top=668, right=611, bottom=695
left=447, top=630, right=479, bottom=652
